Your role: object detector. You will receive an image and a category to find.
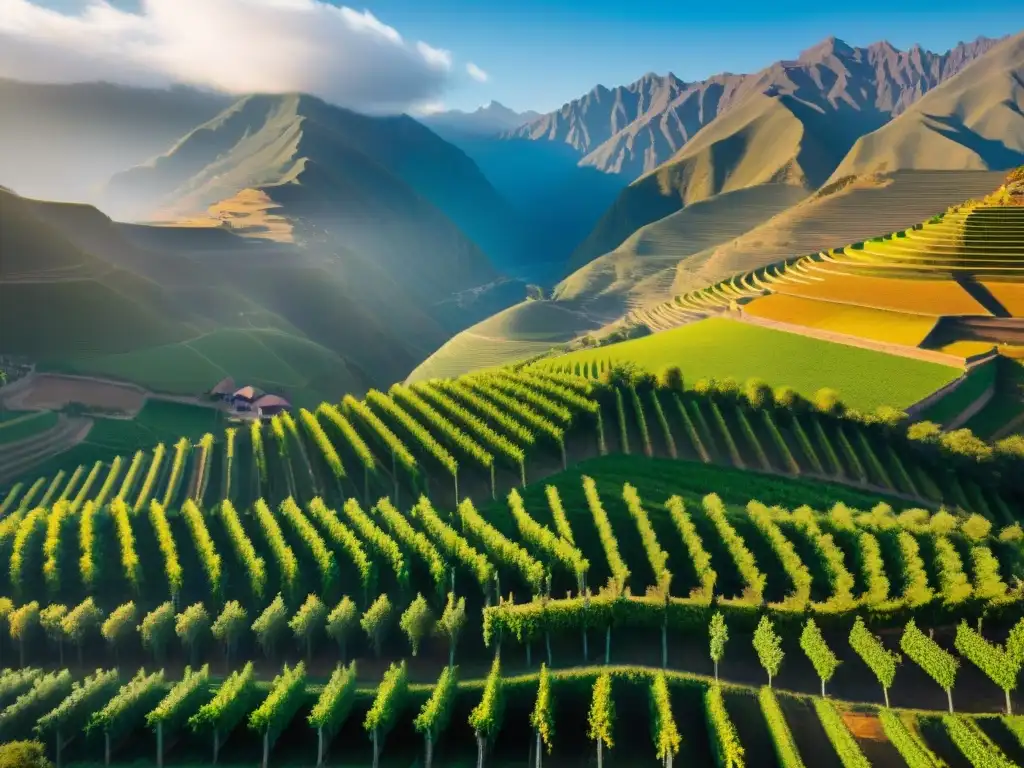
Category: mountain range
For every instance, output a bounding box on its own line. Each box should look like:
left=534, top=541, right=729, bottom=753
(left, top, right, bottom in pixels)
left=1, top=29, right=1023, bottom=399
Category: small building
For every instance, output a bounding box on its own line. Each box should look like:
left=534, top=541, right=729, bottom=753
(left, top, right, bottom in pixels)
left=209, top=377, right=237, bottom=401
left=231, top=386, right=264, bottom=412
left=253, top=394, right=291, bottom=418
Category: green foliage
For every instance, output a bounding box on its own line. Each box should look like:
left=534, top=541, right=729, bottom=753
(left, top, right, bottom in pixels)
left=587, top=671, right=615, bottom=751
left=508, top=488, right=589, bottom=587
left=279, top=498, right=338, bottom=593
left=704, top=494, right=765, bottom=602
left=252, top=594, right=289, bottom=658
left=361, top=594, right=393, bottom=658
left=0, top=740, right=52, bottom=768
left=529, top=663, right=554, bottom=754
left=752, top=616, right=784, bottom=685
left=188, top=662, right=256, bottom=734
left=254, top=498, right=299, bottom=593
left=308, top=662, right=358, bottom=739
left=61, top=597, right=103, bottom=650
left=901, top=620, right=959, bottom=698
left=87, top=668, right=165, bottom=739
left=219, top=500, right=266, bottom=599
left=705, top=685, right=744, bottom=768
left=813, top=698, right=870, bottom=768
left=954, top=622, right=1018, bottom=699
left=101, top=601, right=136, bottom=652
left=175, top=603, right=210, bottom=664
left=211, top=601, right=248, bottom=662
left=342, top=498, right=408, bottom=588
left=375, top=497, right=446, bottom=591
left=667, top=496, right=715, bottom=599
left=147, top=665, right=210, bottom=732
left=364, top=661, right=408, bottom=738
left=289, top=594, right=327, bottom=659
left=438, top=592, right=467, bottom=665
left=747, top=501, right=809, bottom=608
left=583, top=475, right=630, bottom=594
left=649, top=672, right=681, bottom=762
left=759, top=687, right=804, bottom=768
left=800, top=619, right=840, bottom=693
left=415, top=665, right=458, bottom=742
left=709, top=612, right=728, bottom=668
left=849, top=617, right=900, bottom=701
left=3, top=670, right=75, bottom=736
left=399, top=593, right=435, bottom=656
left=326, top=597, right=359, bottom=660
left=249, top=662, right=307, bottom=751
left=413, top=496, right=493, bottom=592
left=944, top=715, right=1016, bottom=767
left=878, top=710, right=942, bottom=768
left=469, top=656, right=505, bottom=743
left=456, top=497, right=545, bottom=593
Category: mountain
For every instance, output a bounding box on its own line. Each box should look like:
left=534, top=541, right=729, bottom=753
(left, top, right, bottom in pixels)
left=509, top=36, right=1004, bottom=182
left=102, top=92, right=533, bottom=279
left=831, top=32, right=1024, bottom=178
left=0, top=79, right=228, bottom=203
left=420, top=101, right=541, bottom=139
left=565, top=35, right=1007, bottom=269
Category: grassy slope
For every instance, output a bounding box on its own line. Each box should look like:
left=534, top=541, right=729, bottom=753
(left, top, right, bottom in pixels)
left=542, top=317, right=960, bottom=411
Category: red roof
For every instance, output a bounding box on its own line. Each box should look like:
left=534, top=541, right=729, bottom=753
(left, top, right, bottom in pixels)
left=232, top=386, right=263, bottom=401
left=254, top=394, right=291, bottom=409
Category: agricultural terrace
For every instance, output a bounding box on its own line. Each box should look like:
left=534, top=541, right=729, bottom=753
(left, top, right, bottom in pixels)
left=1, top=458, right=1024, bottom=765
left=743, top=295, right=939, bottom=347
left=0, top=410, right=59, bottom=446
left=533, top=318, right=960, bottom=411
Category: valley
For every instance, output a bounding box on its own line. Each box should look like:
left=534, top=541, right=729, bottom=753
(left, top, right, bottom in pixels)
left=2, top=12, right=1024, bottom=768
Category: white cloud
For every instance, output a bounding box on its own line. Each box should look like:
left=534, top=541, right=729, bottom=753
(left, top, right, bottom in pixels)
left=410, top=100, right=447, bottom=116
left=0, top=0, right=474, bottom=113
left=466, top=62, right=489, bottom=83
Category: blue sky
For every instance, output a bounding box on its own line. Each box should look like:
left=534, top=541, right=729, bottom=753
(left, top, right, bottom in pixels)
left=27, top=1, right=1024, bottom=113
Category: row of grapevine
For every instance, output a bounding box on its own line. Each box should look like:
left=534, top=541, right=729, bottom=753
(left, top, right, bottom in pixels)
left=365, top=390, right=457, bottom=495
left=253, top=499, right=299, bottom=594
left=582, top=476, right=630, bottom=595
left=307, top=499, right=375, bottom=599
left=622, top=484, right=670, bottom=592
left=746, top=502, right=810, bottom=609
left=507, top=489, right=588, bottom=590
left=463, top=380, right=566, bottom=465
left=666, top=497, right=716, bottom=600
left=298, top=409, right=346, bottom=480
left=133, top=445, right=166, bottom=514
left=341, top=499, right=408, bottom=589
left=181, top=500, right=222, bottom=595
left=412, top=497, right=493, bottom=593
left=456, top=498, right=545, bottom=595
left=148, top=501, right=183, bottom=598
left=374, top=498, right=447, bottom=592
left=279, top=498, right=338, bottom=594
left=219, top=501, right=267, bottom=600
left=703, top=494, right=765, bottom=602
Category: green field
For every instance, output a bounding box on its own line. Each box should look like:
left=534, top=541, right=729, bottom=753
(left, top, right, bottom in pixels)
left=965, top=357, right=1024, bottom=439
left=539, top=317, right=962, bottom=411
left=919, top=358, right=998, bottom=427
left=0, top=409, right=57, bottom=444
left=49, top=328, right=360, bottom=408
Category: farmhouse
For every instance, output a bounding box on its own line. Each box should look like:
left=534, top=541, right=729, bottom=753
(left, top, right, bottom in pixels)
left=208, top=377, right=237, bottom=401
left=252, top=394, right=291, bottom=417
left=208, top=379, right=291, bottom=418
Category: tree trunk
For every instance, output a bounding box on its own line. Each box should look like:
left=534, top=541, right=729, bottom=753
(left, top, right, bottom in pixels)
left=582, top=628, right=588, bottom=662
left=535, top=729, right=542, bottom=768
left=605, top=626, right=611, bottom=665
left=476, top=732, right=485, bottom=768
left=546, top=631, right=552, bottom=667
left=55, top=731, right=62, bottom=768
left=597, top=738, right=603, bottom=768
left=426, top=733, right=434, bottom=768
left=1007, top=688, right=1013, bottom=716
left=883, top=687, right=889, bottom=708
left=373, top=727, right=380, bottom=768
left=449, top=640, right=455, bottom=668
left=768, top=672, right=772, bottom=688
left=947, top=688, right=954, bottom=714
left=157, top=722, right=164, bottom=768
left=821, top=679, right=826, bottom=698
left=105, top=732, right=111, bottom=767
left=661, top=622, right=667, bottom=669
left=526, top=642, right=532, bottom=667
left=262, top=730, right=269, bottom=768
left=714, top=660, right=718, bottom=681
left=213, top=729, right=220, bottom=764
left=317, top=726, right=324, bottom=767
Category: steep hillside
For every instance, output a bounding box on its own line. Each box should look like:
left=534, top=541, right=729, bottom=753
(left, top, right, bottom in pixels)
left=568, top=36, right=1007, bottom=269
left=103, top=93, right=529, bottom=276
left=832, top=32, right=1024, bottom=178
left=509, top=36, right=1001, bottom=181
left=0, top=79, right=227, bottom=203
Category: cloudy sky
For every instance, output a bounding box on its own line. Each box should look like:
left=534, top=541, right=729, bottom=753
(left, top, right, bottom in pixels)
left=3, top=0, right=1021, bottom=115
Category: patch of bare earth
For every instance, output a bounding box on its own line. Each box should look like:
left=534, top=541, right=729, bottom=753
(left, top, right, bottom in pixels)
left=2, top=374, right=146, bottom=415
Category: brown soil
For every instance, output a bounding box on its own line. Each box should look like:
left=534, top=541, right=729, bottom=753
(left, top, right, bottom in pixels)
left=843, top=712, right=886, bottom=740
left=2, top=373, right=146, bottom=414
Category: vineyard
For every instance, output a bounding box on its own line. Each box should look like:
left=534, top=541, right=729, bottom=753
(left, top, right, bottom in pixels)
left=2, top=368, right=1024, bottom=764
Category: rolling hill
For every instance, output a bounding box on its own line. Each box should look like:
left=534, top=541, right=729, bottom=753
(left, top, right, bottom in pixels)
left=419, top=100, right=541, bottom=138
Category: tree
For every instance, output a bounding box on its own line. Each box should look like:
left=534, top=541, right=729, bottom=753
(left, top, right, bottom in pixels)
left=361, top=594, right=393, bottom=658
left=469, top=656, right=505, bottom=768
left=709, top=612, right=728, bottom=681
left=901, top=619, right=959, bottom=713
left=211, top=601, right=248, bottom=667
left=773, top=386, right=805, bottom=411
left=175, top=603, right=210, bottom=666
left=1009, top=618, right=1024, bottom=669
left=138, top=602, right=175, bottom=665
left=960, top=514, right=992, bottom=542
left=658, top=367, right=684, bottom=392
left=8, top=601, right=40, bottom=667
left=438, top=592, right=466, bottom=667
left=325, top=597, right=358, bottom=663
left=752, top=616, right=784, bottom=687
left=588, top=671, right=615, bottom=768
left=252, top=594, right=288, bottom=658
left=0, top=741, right=53, bottom=768
left=289, top=594, right=327, bottom=661
left=650, top=673, right=681, bottom=768
left=849, top=617, right=900, bottom=707
left=40, top=604, right=68, bottom=665
left=800, top=619, right=840, bottom=697
left=530, top=664, right=555, bottom=768
left=101, top=601, right=137, bottom=665
left=744, top=378, right=773, bottom=410
left=399, top=594, right=435, bottom=656
left=954, top=621, right=1019, bottom=715
left=813, top=388, right=843, bottom=415
left=61, top=597, right=103, bottom=665
left=364, top=662, right=408, bottom=768
left=414, top=665, right=457, bottom=768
